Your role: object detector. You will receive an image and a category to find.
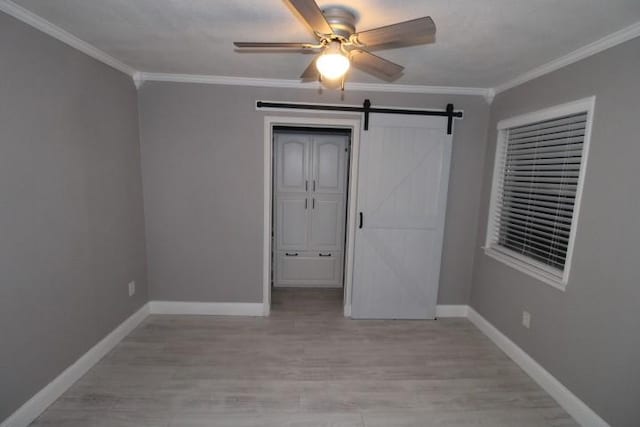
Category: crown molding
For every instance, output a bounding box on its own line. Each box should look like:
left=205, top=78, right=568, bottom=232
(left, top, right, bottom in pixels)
left=494, top=20, right=640, bottom=95
left=484, top=88, right=496, bottom=104
left=0, top=0, right=136, bottom=77
left=139, top=72, right=492, bottom=98
left=132, top=71, right=144, bottom=90
left=0, top=0, right=488, bottom=99
left=2, top=0, right=638, bottom=99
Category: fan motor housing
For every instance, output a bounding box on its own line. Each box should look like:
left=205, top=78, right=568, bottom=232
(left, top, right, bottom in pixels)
left=322, top=7, right=357, bottom=39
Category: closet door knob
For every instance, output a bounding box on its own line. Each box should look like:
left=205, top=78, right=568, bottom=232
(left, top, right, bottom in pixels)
left=359, top=212, right=364, bottom=229
left=313, top=180, right=316, bottom=191
left=305, top=180, right=308, bottom=191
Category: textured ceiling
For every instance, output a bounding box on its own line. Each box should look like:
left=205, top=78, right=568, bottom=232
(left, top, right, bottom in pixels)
left=14, top=0, right=640, bottom=87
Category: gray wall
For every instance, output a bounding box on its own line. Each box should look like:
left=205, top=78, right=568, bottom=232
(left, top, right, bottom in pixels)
left=470, top=37, right=640, bottom=427
left=139, top=84, right=489, bottom=304
left=0, top=12, right=148, bottom=421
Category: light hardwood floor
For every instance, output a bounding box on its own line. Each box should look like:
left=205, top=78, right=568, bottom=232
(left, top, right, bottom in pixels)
left=31, top=288, right=577, bottom=426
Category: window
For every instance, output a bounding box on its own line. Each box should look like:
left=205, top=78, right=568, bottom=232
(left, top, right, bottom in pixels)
left=484, top=97, right=595, bottom=290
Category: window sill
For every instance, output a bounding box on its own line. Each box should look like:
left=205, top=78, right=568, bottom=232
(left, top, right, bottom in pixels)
left=483, top=247, right=567, bottom=292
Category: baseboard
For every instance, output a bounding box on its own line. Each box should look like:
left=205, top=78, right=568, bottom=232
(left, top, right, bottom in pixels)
left=273, top=284, right=343, bottom=288
left=342, top=304, right=466, bottom=318
left=1, top=303, right=150, bottom=427
left=149, top=301, right=264, bottom=316
left=435, top=304, right=469, bottom=318
left=2, top=300, right=606, bottom=427
left=467, top=307, right=609, bottom=427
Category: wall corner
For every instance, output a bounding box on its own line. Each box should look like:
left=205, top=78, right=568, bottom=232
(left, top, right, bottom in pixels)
left=132, top=71, right=144, bottom=90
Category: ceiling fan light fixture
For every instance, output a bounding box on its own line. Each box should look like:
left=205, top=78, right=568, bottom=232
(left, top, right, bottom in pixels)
left=315, top=42, right=350, bottom=80
left=233, top=1, right=436, bottom=85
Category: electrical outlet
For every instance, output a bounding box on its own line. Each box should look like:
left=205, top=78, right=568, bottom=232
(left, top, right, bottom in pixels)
left=522, top=311, right=531, bottom=329
left=128, top=281, right=136, bottom=297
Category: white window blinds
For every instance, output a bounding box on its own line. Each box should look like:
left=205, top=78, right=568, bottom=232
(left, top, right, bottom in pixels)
left=486, top=103, right=592, bottom=286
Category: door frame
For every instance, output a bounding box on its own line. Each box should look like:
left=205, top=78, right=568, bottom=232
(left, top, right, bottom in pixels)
left=263, top=115, right=362, bottom=317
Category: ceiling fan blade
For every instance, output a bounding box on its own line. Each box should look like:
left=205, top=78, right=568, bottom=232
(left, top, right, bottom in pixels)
left=234, top=42, right=313, bottom=49
left=350, top=49, right=404, bottom=79
left=285, top=0, right=333, bottom=35
left=300, top=56, right=320, bottom=81
left=354, top=17, right=436, bottom=49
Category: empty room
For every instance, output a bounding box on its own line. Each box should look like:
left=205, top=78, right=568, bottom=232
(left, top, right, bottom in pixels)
left=1, top=0, right=639, bottom=426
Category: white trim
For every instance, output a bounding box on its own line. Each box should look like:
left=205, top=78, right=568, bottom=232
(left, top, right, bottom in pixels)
left=2, top=0, right=638, bottom=97
left=435, top=305, right=469, bottom=318
left=140, top=72, right=490, bottom=97
left=0, top=0, right=136, bottom=78
left=343, top=120, right=361, bottom=312
left=347, top=304, right=469, bottom=319
left=496, top=96, right=596, bottom=130
left=494, top=21, right=640, bottom=94
left=263, top=116, right=362, bottom=318
left=149, top=301, right=264, bottom=316
left=467, top=307, right=610, bottom=427
left=132, top=71, right=144, bottom=90
left=484, top=247, right=566, bottom=291
left=125, top=19, right=640, bottom=97
left=343, top=304, right=352, bottom=317
left=483, top=88, right=496, bottom=105
left=262, top=116, right=272, bottom=317
left=273, top=284, right=343, bottom=289
left=484, top=96, right=596, bottom=290
left=0, top=298, right=608, bottom=427
left=0, top=303, right=150, bottom=427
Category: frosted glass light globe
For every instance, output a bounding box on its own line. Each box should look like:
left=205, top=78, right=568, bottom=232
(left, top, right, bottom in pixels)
left=316, top=52, right=350, bottom=80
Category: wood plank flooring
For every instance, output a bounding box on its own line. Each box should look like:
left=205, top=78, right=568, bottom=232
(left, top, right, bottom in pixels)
left=31, top=288, right=577, bottom=426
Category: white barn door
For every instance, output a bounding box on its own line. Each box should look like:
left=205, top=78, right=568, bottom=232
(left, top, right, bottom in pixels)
left=351, top=114, right=453, bottom=319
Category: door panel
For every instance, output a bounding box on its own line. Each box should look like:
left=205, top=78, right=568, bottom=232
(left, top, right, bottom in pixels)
left=351, top=114, right=452, bottom=319
left=312, top=135, right=347, bottom=194
left=309, top=194, right=344, bottom=251
left=275, top=134, right=310, bottom=193
left=276, top=194, right=308, bottom=251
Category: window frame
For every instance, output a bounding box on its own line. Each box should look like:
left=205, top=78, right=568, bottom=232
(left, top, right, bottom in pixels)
left=484, top=96, right=596, bottom=291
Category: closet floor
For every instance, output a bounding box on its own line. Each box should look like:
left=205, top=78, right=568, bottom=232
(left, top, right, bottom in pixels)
left=31, top=288, right=576, bottom=426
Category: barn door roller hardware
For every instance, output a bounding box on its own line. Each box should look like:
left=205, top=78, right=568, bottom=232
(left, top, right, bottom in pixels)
left=256, top=99, right=462, bottom=134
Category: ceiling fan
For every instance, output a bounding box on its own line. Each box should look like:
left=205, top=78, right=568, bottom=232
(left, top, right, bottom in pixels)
left=233, top=0, right=436, bottom=89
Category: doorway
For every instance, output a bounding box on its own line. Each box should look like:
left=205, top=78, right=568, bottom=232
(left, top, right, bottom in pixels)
left=271, top=127, right=351, bottom=315
left=263, top=116, right=362, bottom=317
left=272, top=126, right=350, bottom=288
left=263, top=112, right=453, bottom=319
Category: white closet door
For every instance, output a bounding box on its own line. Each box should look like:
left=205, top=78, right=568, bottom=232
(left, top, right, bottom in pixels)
left=312, top=135, right=347, bottom=194
left=274, top=131, right=348, bottom=288
left=276, top=194, right=308, bottom=251
left=275, top=133, right=310, bottom=193
left=308, top=194, right=344, bottom=251
left=351, top=114, right=452, bottom=319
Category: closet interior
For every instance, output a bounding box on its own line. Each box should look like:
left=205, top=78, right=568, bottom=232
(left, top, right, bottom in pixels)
left=272, top=126, right=351, bottom=288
